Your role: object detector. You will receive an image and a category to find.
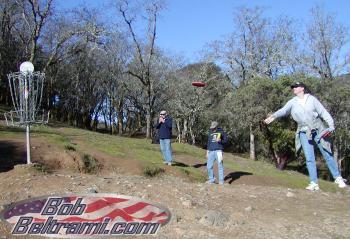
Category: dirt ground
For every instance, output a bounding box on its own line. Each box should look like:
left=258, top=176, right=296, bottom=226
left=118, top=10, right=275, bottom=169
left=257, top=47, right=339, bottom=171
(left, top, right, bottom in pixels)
left=0, top=137, right=349, bottom=239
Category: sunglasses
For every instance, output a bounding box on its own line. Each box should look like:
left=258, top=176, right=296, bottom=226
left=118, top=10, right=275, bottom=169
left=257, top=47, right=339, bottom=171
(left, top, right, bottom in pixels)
left=160, top=114, right=165, bottom=116
left=291, top=83, right=304, bottom=89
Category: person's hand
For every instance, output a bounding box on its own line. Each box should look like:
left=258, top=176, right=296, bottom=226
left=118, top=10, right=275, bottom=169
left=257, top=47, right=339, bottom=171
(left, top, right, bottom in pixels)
left=321, top=128, right=334, bottom=139
left=316, top=128, right=334, bottom=143
left=206, top=150, right=209, bottom=158
left=217, top=152, right=223, bottom=163
left=327, top=127, right=335, bottom=133
left=159, top=117, right=165, bottom=123
left=264, top=115, right=276, bottom=125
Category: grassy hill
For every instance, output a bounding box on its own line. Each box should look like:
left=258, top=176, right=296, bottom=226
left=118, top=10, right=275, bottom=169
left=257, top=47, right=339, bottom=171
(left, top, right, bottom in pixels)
left=1, top=121, right=350, bottom=239
left=0, top=122, right=342, bottom=192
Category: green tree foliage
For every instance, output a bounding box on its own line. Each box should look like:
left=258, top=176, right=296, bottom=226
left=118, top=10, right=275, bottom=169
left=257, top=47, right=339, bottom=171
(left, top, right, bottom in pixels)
left=164, top=62, right=232, bottom=145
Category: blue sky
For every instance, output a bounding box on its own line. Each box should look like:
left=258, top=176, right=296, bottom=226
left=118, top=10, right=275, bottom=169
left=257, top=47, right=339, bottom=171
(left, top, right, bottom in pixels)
left=57, top=0, right=350, bottom=62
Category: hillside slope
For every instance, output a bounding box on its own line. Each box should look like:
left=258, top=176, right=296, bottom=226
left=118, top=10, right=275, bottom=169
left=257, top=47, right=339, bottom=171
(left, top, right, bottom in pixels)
left=0, top=123, right=349, bottom=238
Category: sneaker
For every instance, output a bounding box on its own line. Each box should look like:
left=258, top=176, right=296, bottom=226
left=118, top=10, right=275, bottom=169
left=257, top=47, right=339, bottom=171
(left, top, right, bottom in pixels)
left=335, top=177, right=347, bottom=188
left=305, top=182, right=319, bottom=191
left=167, top=162, right=172, bottom=166
left=206, top=180, right=215, bottom=184
left=218, top=181, right=224, bottom=185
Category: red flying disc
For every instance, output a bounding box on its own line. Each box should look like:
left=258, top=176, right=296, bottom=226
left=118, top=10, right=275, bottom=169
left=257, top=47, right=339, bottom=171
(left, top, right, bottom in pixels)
left=321, top=130, right=331, bottom=139
left=192, top=81, right=206, bottom=87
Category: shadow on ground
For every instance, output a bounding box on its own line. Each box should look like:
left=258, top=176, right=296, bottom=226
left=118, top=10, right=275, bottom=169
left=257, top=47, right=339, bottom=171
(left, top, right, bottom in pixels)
left=172, top=161, right=189, bottom=167
left=0, top=140, right=26, bottom=172
left=192, top=163, right=207, bottom=168
left=224, top=171, right=253, bottom=184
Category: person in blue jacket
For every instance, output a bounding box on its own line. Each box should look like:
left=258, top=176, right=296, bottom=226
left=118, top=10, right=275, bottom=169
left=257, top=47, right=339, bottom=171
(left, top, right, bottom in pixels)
left=206, top=121, right=228, bottom=184
left=156, top=110, right=173, bottom=165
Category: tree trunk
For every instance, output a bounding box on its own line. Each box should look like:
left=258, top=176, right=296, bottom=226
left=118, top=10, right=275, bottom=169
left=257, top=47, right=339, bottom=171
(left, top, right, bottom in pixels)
left=103, top=112, right=108, bottom=130
left=333, top=139, right=342, bottom=174
left=145, top=83, right=152, bottom=139
left=176, top=119, right=181, bottom=143
left=117, top=99, right=123, bottom=136
left=334, top=145, right=339, bottom=167
left=109, top=97, right=113, bottom=135
left=68, top=112, right=74, bottom=126
left=189, top=126, right=195, bottom=145
left=250, top=123, right=256, bottom=160
left=83, top=112, right=92, bottom=130
left=146, top=111, right=151, bottom=138
left=125, top=110, right=131, bottom=133
left=182, top=119, right=188, bottom=143
left=131, top=111, right=142, bottom=136
left=92, top=102, right=103, bottom=131
left=46, top=77, right=52, bottom=110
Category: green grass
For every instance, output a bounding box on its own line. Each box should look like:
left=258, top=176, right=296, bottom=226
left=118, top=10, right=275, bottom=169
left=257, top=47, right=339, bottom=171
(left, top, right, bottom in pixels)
left=222, top=155, right=338, bottom=192
left=0, top=124, right=25, bottom=137
left=172, top=142, right=205, bottom=158
left=0, top=122, right=342, bottom=191
left=179, top=167, right=207, bottom=182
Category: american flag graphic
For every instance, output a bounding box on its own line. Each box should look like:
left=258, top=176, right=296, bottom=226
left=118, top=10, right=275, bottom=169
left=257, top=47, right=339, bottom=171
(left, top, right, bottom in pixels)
left=1, top=194, right=171, bottom=235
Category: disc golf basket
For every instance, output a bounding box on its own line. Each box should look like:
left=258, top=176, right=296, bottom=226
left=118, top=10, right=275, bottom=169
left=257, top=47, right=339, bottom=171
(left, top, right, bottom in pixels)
left=3, top=62, right=49, bottom=164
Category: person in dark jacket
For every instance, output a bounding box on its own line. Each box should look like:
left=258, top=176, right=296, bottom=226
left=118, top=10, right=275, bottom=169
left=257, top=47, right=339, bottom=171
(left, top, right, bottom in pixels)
left=156, top=110, right=173, bottom=165
left=206, top=121, right=228, bottom=184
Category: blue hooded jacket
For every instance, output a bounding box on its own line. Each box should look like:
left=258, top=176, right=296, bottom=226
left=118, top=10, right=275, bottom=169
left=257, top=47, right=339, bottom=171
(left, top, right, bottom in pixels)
left=207, top=127, right=228, bottom=151
left=156, top=116, right=172, bottom=139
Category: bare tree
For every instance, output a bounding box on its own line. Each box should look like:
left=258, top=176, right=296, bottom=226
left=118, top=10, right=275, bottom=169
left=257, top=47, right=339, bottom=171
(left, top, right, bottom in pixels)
left=116, top=0, right=165, bottom=139
left=15, top=0, right=54, bottom=62
left=207, top=7, right=297, bottom=85
left=303, top=5, right=349, bottom=80
left=207, top=6, right=297, bottom=160
left=165, top=62, right=231, bottom=145
left=99, top=31, right=131, bottom=135
left=41, top=6, right=110, bottom=117
left=0, top=0, right=22, bottom=103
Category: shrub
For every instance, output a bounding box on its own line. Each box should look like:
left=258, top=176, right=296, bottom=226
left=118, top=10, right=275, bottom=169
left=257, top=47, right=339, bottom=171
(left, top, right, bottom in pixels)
left=65, top=144, right=76, bottom=151
left=32, top=163, right=49, bottom=173
left=143, top=166, right=165, bottom=178
left=82, top=154, right=101, bottom=174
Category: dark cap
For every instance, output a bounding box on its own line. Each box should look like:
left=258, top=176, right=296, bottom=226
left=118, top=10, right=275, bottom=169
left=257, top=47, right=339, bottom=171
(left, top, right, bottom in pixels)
left=290, top=82, right=306, bottom=89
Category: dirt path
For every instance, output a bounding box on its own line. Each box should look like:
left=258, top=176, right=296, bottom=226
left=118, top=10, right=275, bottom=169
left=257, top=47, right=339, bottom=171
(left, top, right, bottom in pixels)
left=0, top=165, right=349, bottom=239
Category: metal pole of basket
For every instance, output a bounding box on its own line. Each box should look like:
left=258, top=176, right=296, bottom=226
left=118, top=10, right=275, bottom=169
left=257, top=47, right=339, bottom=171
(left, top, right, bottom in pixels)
left=5, top=62, right=46, bottom=165
left=24, top=73, right=30, bottom=164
